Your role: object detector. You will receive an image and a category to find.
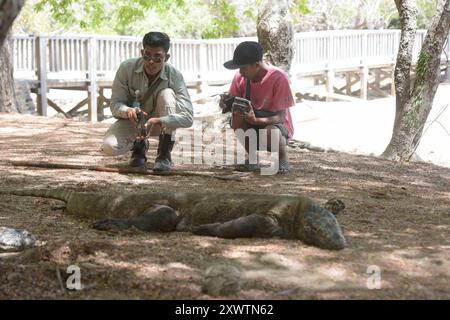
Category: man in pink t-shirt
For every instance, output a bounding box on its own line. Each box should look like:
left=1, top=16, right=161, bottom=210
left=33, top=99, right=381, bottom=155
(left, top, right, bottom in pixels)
left=220, top=41, right=295, bottom=174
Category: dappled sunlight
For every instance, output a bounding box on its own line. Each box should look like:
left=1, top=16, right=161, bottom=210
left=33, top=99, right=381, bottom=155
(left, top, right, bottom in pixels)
left=188, top=238, right=217, bottom=249
left=133, top=265, right=167, bottom=279
left=240, top=254, right=366, bottom=291
left=315, top=264, right=353, bottom=282
left=116, top=238, right=161, bottom=247
left=211, top=242, right=370, bottom=291
left=368, top=248, right=450, bottom=279
left=344, top=231, right=377, bottom=239
left=258, top=252, right=305, bottom=270
left=133, top=262, right=198, bottom=281
left=1, top=113, right=449, bottom=299
left=317, top=165, right=361, bottom=175
left=166, top=262, right=195, bottom=270
left=0, top=127, right=51, bottom=135
left=90, top=256, right=138, bottom=271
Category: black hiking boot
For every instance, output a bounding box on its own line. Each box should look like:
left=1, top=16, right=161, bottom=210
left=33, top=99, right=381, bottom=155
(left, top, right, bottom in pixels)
left=129, top=138, right=149, bottom=167
left=153, top=134, right=175, bottom=172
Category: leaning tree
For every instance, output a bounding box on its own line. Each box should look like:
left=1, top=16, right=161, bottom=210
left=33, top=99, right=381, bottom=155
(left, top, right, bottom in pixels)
left=382, top=0, right=450, bottom=161
left=0, top=0, right=25, bottom=113
left=257, top=0, right=295, bottom=74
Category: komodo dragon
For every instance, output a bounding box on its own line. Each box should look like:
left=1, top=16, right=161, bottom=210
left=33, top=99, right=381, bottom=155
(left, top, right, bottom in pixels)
left=4, top=189, right=347, bottom=250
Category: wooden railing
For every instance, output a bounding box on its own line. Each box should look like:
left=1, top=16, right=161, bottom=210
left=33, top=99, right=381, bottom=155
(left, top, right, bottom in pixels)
left=11, top=34, right=241, bottom=82
left=10, top=30, right=450, bottom=121
left=290, top=30, right=436, bottom=73
left=12, top=30, right=449, bottom=81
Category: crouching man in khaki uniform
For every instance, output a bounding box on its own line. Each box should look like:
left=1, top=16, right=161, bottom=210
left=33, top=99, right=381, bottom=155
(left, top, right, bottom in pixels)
left=101, top=32, right=193, bottom=171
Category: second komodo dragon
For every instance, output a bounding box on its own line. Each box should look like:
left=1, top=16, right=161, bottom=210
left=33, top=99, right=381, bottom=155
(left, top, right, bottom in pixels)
left=6, top=189, right=347, bottom=250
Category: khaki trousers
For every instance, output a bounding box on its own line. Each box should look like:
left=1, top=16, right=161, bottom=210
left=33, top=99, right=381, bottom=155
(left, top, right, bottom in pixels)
left=101, top=88, right=176, bottom=156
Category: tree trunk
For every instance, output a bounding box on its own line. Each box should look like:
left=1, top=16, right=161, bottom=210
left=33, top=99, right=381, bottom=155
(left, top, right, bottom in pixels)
left=382, top=0, right=450, bottom=161
left=0, top=0, right=25, bottom=113
left=0, top=0, right=24, bottom=47
left=0, top=35, right=18, bottom=112
left=256, top=0, right=294, bottom=74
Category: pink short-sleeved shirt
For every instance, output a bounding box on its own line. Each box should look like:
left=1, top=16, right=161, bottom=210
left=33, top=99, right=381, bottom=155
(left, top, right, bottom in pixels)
left=229, top=66, right=295, bottom=138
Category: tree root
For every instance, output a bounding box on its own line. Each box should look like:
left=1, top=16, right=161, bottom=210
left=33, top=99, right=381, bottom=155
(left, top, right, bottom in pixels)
left=287, top=139, right=337, bottom=153
left=8, top=160, right=243, bottom=182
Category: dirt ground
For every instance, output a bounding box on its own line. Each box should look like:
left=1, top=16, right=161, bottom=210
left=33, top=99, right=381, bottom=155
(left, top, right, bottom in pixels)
left=0, top=113, right=449, bottom=300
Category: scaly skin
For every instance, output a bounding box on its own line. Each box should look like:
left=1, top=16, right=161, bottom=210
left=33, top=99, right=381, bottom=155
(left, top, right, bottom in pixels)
left=5, top=189, right=346, bottom=250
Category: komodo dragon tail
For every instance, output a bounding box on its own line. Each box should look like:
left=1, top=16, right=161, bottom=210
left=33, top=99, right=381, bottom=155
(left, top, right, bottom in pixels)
left=1, top=188, right=75, bottom=203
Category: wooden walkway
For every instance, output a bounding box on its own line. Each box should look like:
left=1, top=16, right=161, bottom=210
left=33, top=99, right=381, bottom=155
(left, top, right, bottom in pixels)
left=12, top=30, right=450, bottom=121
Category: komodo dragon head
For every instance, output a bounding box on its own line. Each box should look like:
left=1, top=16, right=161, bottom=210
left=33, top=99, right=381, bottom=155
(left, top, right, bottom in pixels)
left=296, top=203, right=347, bottom=250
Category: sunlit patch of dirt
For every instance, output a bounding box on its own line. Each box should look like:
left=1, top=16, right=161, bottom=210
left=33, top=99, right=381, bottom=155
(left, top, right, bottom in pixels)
left=0, top=113, right=449, bottom=299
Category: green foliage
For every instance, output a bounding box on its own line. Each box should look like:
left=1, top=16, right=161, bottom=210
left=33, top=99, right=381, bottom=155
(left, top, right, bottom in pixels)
left=417, top=0, right=438, bottom=29
left=388, top=0, right=437, bottom=29
left=32, top=0, right=186, bottom=34
left=291, top=0, right=310, bottom=25
left=33, top=0, right=78, bottom=28
left=379, top=0, right=399, bottom=29
left=292, top=0, right=310, bottom=15
left=127, top=2, right=204, bottom=39
left=416, top=50, right=431, bottom=78
left=14, top=0, right=436, bottom=39
left=406, top=49, right=431, bottom=129
left=243, top=6, right=256, bottom=21
left=12, top=0, right=60, bottom=34
left=201, top=0, right=240, bottom=39
left=406, top=85, right=424, bottom=129
left=25, top=0, right=245, bottom=38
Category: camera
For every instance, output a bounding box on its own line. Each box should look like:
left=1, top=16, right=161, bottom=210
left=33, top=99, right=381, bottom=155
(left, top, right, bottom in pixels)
left=221, top=94, right=250, bottom=114
left=232, top=97, right=251, bottom=114
left=221, top=94, right=235, bottom=113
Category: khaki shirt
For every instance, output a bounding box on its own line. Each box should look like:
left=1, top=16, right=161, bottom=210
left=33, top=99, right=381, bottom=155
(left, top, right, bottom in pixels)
left=110, top=57, right=193, bottom=129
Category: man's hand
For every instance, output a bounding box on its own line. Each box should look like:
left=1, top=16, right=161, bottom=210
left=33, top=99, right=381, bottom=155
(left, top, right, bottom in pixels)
left=145, top=117, right=162, bottom=130
left=240, top=108, right=285, bottom=127
left=127, top=108, right=148, bottom=127
left=127, top=108, right=138, bottom=126
left=243, top=107, right=257, bottom=125
left=219, top=94, right=227, bottom=110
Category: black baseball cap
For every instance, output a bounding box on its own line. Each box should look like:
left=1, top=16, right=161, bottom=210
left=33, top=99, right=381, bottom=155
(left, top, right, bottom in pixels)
left=223, top=41, right=264, bottom=70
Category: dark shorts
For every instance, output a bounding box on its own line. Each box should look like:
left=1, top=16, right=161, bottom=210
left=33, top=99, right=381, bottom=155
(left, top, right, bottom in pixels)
left=229, top=109, right=289, bottom=150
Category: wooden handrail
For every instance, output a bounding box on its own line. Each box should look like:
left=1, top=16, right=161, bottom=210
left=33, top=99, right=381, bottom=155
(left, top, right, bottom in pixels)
left=12, top=30, right=447, bottom=79
left=10, top=30, right=450, bottom=121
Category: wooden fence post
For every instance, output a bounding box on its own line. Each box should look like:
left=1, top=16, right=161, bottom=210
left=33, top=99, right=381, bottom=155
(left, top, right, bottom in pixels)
left=36, top=36, right=48, bottom=116
left=88, top=37, right=98, bottom=122
left=360, top=66, right=368, bottom=100
left=328, top=33, right=334, bottom=64
left=198, top=42, right=209, bottom=93
left=361, top=31, right=368, bottom=65
left=326, top=69, right=335, bottom=102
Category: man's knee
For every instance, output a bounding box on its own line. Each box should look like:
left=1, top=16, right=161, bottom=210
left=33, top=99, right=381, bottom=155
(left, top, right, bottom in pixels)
left=151, top=88, right=177, bottom=136
left=101, top=139, right=129, bottom=156
left=265, top=125, right=279, bottom=133
left=156, top=88, right=176, bottom=111
left=265, top=125, right=287, bottom=144
left=101, top=120, right=135, bottom=156
left=101, top=141, right=119, bottom=156
left=257, top=125, right=279, bottom=142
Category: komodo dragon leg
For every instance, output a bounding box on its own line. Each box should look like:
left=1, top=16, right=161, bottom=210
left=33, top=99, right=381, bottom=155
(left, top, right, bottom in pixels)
left=93, top=219, right=132, bottom=231
left=93, top=204, right=181, bottom=232
left=191, top=214, right=282, bottom=239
